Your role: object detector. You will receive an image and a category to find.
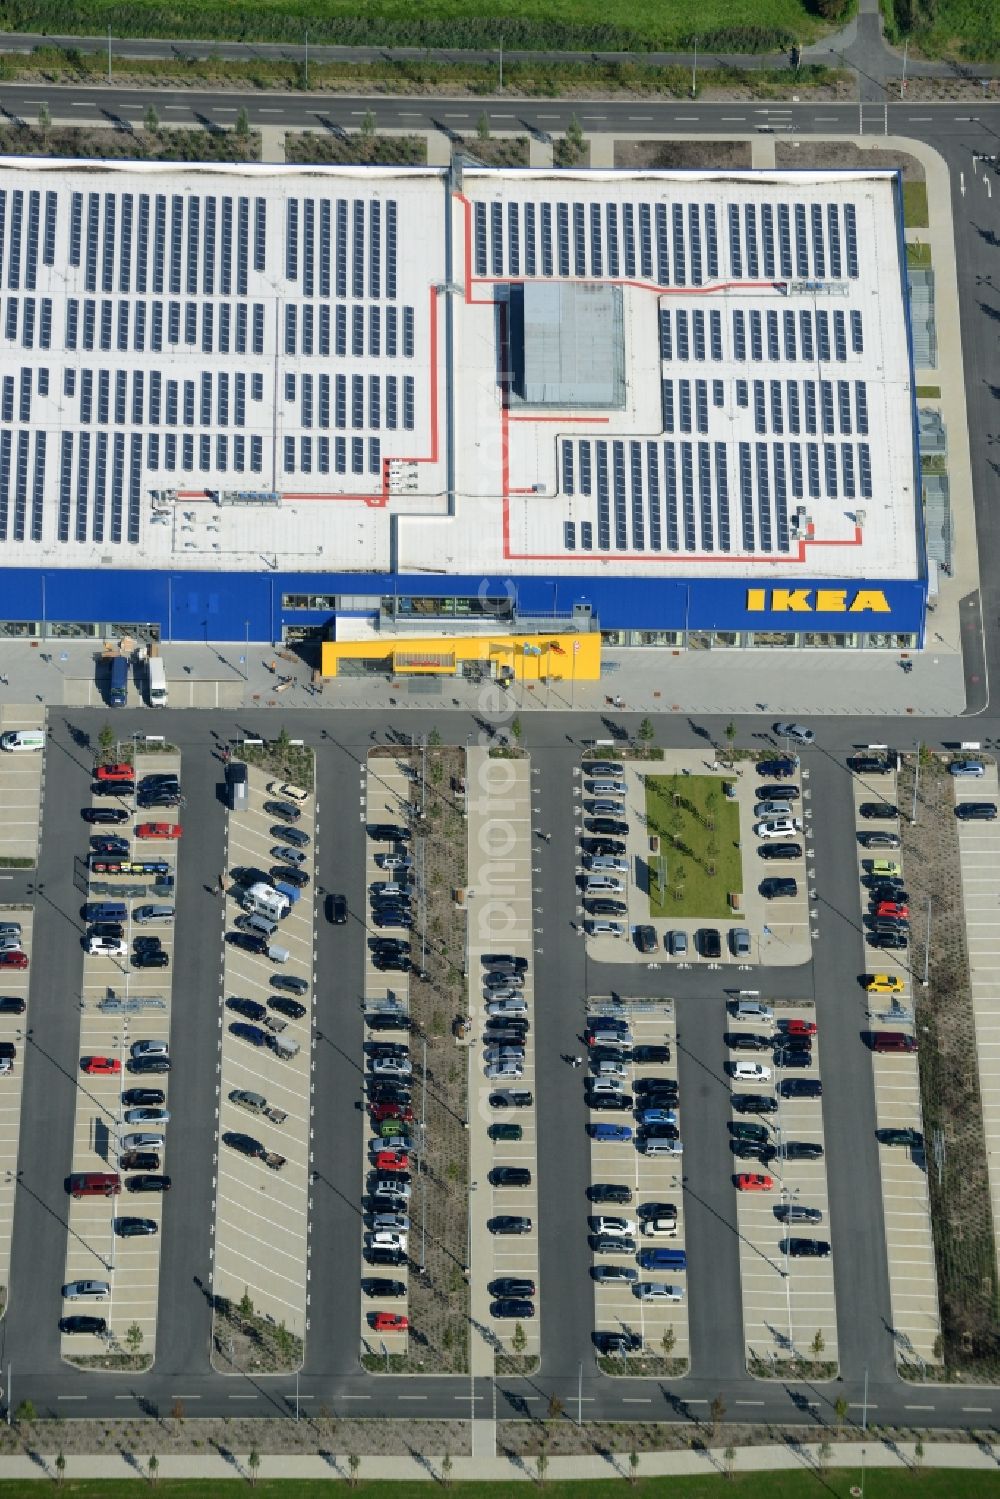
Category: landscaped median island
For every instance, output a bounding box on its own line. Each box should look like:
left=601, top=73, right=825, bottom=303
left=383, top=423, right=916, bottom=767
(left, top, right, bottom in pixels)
left=644, top=775, right=742, bottom=921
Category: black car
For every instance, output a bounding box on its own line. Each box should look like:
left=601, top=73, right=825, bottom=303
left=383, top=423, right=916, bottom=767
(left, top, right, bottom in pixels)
left=867, top=932, right=908, bottom=950
left=367, top=824, right=412, bottom=842
left=778, top=1140, right=824, bottom=1161
left=490, top=1277, right=536, bottom=1298
left=264, top=800, right=302, bottom=824
left=731, top=1093, right=778, bottom=1115
left=132, top=949, right=169, bottom=970
left=755, top=784, right=800, bottom=802
left=272, top=974, right=309, bottom=995
left=0, top=995, right=25, bottom=1015
left=228, top=932, right=268, bottom=955
left=126, top=1174, right=171, bottom=1193
left=363, top=1278, right=407, bottom=1298
left=368, top=1084, right=411, bottom=1105
left=729, top=1120, right=770, bottom=1143
left=956, top=802, right=998, bottom=821
left=372, top=954, right=412, bottom=973
left=120, top=1150, right=160, bottom=1171
left=373, top=911, right=414, bottom=930
left=588, top=1183, right=633, bottom=1204
left=725, top=1032, right=771, bottom=1052
left=364, top=1247, right=407, bottom=1267
left=877, top=1126, right=923, bottom=1148
left=368, top=1041, right=410, bottom=1059
left=91, top=780, right=135, bottom=797
left=636, top=1201, right=677, bottom=1221
left=757, top=757, right=797, bottom=779
left=127, top=1055, right=171, bottom=1075
left=773, top=1045, right=812, bottom=1069
left=60, top=1315, right=108, bottom=1335
left=139, top=773, right=180, bottom=790
left=485, top=1015, right=529, bottom=1032
left=634, top=925, right=657, bottom=954
left=585, top=818, right=629, bottom=836
left=482, top=954, right=528, bottom=970
left=848, top=755, right=893, bottom=775
left=491, top=1298, right=535, bottom=1319
left=89, top=922, right=125, bottom=941
left=585, top=899, right=628, bottom=916
left=774, top=1204, right=823, bottom=1225
left=760, top=877, right=798, bottom=899
left=588, top=1093, right=634, bottom=1113
left=327, top=894, right=348, bottom=925
left=869, top=884, right=910, bottom=905
left=488, top=1090, right=533, bottom=1109
left=779, top=1078, right=823, bottom=1099
left=860, top=802, right=899, bottom=820
left=590, top=1235, right=637, bottom=1255
left=487, top=1028, right=529, bottom=1046
left=82, top=807, right=129, bottom=825
left=228, top=997, right=268, bottom=1022
left=583, top=838, right=627, bottom=857
left=231, top=866, right=274, bottom=889
left=489, top=1166, right=531, bottom=1187
left=634, top=1077, right=679, bottom=1097
left=696, top=928, right=722, bottom=958
left=784, top=1237, right=831, bottom=1258
left=488, top=1215, right=532, bottom=1234
left=229, top=1022, right=268, bottom=1047
left=272, top=865, right=310, bottom=889
left=122, top=1088, right=165, bottom=1108
left=137, top=793, right=182, bottom=810
left=638, top=1122, right=678, bottom=1140
left=858, top=831, right=901, bottom=849
left=269, top=996, right=307, bottom=1021
left=90, top=836, right=129, bottom=856
left=372, top=936, right=409, bottom=951
left=594, top=1331, right=643, bottom=1355
left=366, top=1013, right=412, bottom=1032
left=759, top=842, right=802, bottom=861
left=114, top=1216, right=157, bottom=1238
left=730, top=1141, right=774, bottom=1161
left=272, top=824, right=310, bottom=848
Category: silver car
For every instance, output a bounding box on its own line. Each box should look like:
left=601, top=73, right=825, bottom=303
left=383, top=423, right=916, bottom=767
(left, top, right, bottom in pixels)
left=62, top=1279, right=111, bottom=1300
left=132, top=905, right=175, bottom=925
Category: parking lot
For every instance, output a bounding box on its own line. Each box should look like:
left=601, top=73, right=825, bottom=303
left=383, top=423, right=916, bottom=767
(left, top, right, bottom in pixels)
left=0, top=707, right=44, bottom=863
left=467, top=750, right=540, bottom=1365
left=360, top=754, right=414, bottom=1361
left=585, top=999, right=687, bottom=1364
left=60, top=750, right=181, bottom=1363
left=727, top=999, right=838, bottom=1374
left=0, top=905, right=32, bottom=1310
left=577, top=752, right=811, bottom=969
left=212, top=765, right=315, bottom=1349
left=849, top=760, right=941, bottom=1367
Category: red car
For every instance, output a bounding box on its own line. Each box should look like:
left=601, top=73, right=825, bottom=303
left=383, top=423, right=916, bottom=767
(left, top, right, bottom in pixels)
left=369, top=1311, right=408, bottom=1332
left=95, top=763, right=133, bottom=782
left=81, top=1055, right=121, bottom=1075
left=876, top=901, right=909, bottom=920
left=369, top=1103, right=415, bottom=1125
left=737, top=1173, right=774, bottom=1192
left=374, top=1150, right=409, bottom=1172
left=782, top=1019, right=817, bottom=1038
left=135, top=823, right=182, bottom=841
left=0, top=952, right=28, bottom=970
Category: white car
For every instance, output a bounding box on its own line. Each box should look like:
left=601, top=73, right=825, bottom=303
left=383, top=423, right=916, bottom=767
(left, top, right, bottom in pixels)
left=0, top=935, right=22, bottom=954
left=588, top=1079, right=626, bottom=1098
left=730, top=1061, right=772, bottom=1082
left=754, top=801, right=794, bottom=820
left=120, top=1132, right=166, bottom=1153
left=123, top=1107, right=170, bottom=1125
left=774, top=722, right=815, bottom=745
left=369, top=1230, right=407, bottom=1252
left=268, top=780, right=310, bottom=803
left=589, top=1216, right=637, bottom=1237
left=370, top=1056, right=413, bottom=1078
left=754, top=818, right=802, bottom=840
left=591, top=1060, right=628, bottom=1079
left=586, top=856, right=629, bottom=874
left=373, top=1178, right=411, bottom=1199
left=130, top=1040, right=169, bottom=1060
left=486, top=1060, right=524, bottom=1080
left=87, top=936, right=127, bottom=957
left=641, top=1218, right=679, bottom=1238
left=486, top=997, right=528, bottom=1017
left=62, top=1280, right=111, bottom=1300
left=634, top=1282, right=684, bottom=1302
left=586, top=921, right=624, bottom=939
left=371, top=1213, right=410, bottom=1233
left=584, top=875, right=624, bottom=894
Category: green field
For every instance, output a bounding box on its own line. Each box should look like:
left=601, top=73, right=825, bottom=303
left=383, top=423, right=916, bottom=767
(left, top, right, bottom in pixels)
left=1, top=1470, right=998, bottom=1498
left=884, top=0, right=1000, bottom=59
left=902, top=181, right=929, bottom=228
left=645, top=774, right=742, bottom=920
left=0, top=0, right=836, bottom=53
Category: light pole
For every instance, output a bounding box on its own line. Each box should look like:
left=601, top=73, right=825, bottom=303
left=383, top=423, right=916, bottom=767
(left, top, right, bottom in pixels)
left=304, top=30, right=309, bottom=90
left=691, top=36, right=699, bottom=98
left=922, top=896, right=931, bottom=988
left=107, top=26, right=112, bottom=82
left=577, top=1360, right=583, bottom=1425
left=911, top=741, right=920, bottom=824
left=901, top=38, right=908, bottom=97
left=465, top=1181, right=478, bottom=1278
left=499, top=36, right=504, bottom=92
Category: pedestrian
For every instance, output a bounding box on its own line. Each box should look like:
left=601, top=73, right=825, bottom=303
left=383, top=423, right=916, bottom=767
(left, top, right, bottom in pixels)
left=575, top=1055, right=584, bottom=1069
left=543, top=831, right=552, bottom=842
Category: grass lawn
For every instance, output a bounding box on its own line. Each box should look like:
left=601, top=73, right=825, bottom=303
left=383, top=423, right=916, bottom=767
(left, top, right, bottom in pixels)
left=906, top=241, right=932, bottom=269
left=5, top=1471, right=1000, bottom=1497
left=902, top=180, right=929, bottom=227
left=11, top=0, right=836, bottom=53
left=645, top=774, right=742, bottom=920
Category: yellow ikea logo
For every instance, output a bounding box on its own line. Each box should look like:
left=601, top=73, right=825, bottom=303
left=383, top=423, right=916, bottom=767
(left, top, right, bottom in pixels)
left=746, top=588, right=891, bottom=614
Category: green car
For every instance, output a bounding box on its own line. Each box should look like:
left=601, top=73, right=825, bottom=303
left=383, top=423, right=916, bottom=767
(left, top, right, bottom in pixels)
left=488, top=1123, right=523, bottom=1142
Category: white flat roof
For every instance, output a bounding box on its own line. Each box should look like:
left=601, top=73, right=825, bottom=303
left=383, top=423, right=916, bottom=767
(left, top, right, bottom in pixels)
left=0, top=159, right=917, bottom=582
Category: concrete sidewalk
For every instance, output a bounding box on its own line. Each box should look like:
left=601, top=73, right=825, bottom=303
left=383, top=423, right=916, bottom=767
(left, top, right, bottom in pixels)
left=0, top=1439, right=996, bottom=1481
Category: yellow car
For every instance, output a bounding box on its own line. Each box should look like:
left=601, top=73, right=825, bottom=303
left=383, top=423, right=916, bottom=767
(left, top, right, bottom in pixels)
left=865, top=974, right=904, bottom=994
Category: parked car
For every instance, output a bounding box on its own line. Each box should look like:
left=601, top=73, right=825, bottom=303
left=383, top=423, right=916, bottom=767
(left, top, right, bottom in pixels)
left=588, top=1183, right=633, bottom=1204
left=949, top=760, right=985, bottom=777
left=60, top=1315, right=108, bottom=1335
left=759, top=842, right=802, bottom=860
left=784, top=1237, right=831, bottom=1258
left=760, top=877, right=797, bottom=899
left=859, top=803, right=899, bottom=821
left=858, top=831, right=901, bottom=849
left=488, top=1216, right=532, bottom=1235
left=956, top=802, right=998, bottom=821
left=82, top=807, right=130, bottom=824
left=135, top=822, right=182, bottom=840
left=773, top=722, right=814, bottom=744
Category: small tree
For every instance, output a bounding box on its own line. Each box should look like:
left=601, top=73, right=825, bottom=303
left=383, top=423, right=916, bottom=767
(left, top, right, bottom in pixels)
left=710, top=1395, right=726, bottom=1436
left=536, top=1451, right=548, bottom=1486
left=723, top=1443, right=736, bottom=1480
left=248, top=1446, right=261, bottom=1487
left=239, top=1286, right=255, bottom=1320
left=510, top=715, right=522, bottom=745
left=428, top=726, right=443, bottom=747
left=638, top=716, right=655, bottom=743
left=817, top=1439, right=832, bottom=1475
left=511, top=1320, right=527, bottom=1354
left=37, top=100, right=51, bottom=134
left=359, top=111, right=376, bottom=155
left=235, top=106, right=250, bottom=139
left=628, top=1449, right=639, bottom=1485
left=477, top=111, right=491, bottom=142
left=126, top=1321, right=143, bottom=1356
left=564, top=114, right=585, bottom=162
left=724, top=720, right=737, bottom=762
left=148, top=1453, right=159, bottom=1488
left=661, top=1326, right=676, bottom=1356
left=347, top=1453, right=361, bottom=1487
left=441, top=1452, right=454, bottom=1487
left=834, top=1394, right=849, bottom=1430
left=97, top=723, right=115, bottom=757
left=547, top=1392, right=564, bottom=1421
left=932, top=1332, right=944, bottom=1363
left=914, top=1436, right=924, bottom=1469
left=811, top=1328, right=825, bottom=1357
left=145, top=104, right=160, bottom=135
left=55, top=1451, right=66, bottom=1487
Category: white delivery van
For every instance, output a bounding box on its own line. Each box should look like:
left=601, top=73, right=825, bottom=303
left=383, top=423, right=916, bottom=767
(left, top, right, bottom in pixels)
left=243, top=883, right=290, bottom=922
left=0, top=729, right=44, bottom=752
left=147, top=656, right=167, bottom=707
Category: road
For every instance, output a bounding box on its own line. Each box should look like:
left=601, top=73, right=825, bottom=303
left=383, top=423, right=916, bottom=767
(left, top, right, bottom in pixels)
left=1, top=707, right=998, bottom=1436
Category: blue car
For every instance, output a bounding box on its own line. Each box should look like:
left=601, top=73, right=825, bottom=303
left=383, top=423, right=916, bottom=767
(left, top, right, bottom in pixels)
left=588, top=1122, right=633, bottom=1142
left=637, top=1108, right=677, bottom=1127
